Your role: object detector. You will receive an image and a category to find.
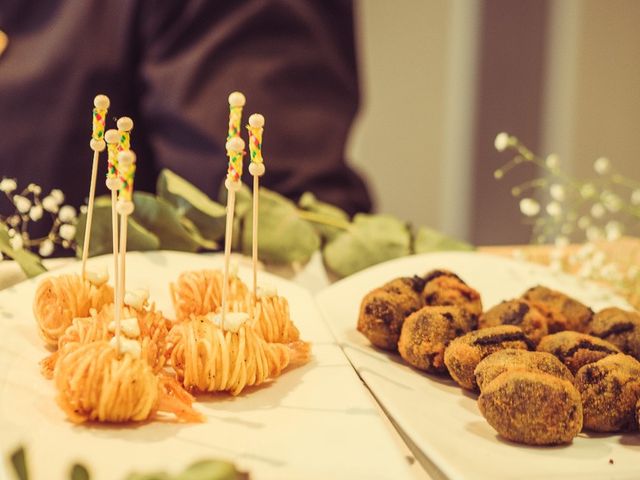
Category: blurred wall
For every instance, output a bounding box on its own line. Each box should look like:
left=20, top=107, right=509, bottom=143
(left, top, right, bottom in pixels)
left=350, top=0, right=640, bottom=246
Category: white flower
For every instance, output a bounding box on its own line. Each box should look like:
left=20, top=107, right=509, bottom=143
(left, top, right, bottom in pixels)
left=580, top=183, right=597, bottom=199
left=0, top=178, right=17, bottom=193
left=58, top=205, right=77, bottom=223
left=549, top=184, right=565, bottom=202
left=80, top=205, right=88, bottom=214
left=593, top=157, right=611, bottom=175
left=9, top=234, right=23, bottom=250
left=13, top=195, right=31, bottom=213
left=546, top=201, right=562, bottom=217
left=554, top=236, right=570, bottom=248
left=39, top=239, right=55, bottom=257
left=586, top=226, right=603, bottom=242
left=42, top=196, right=59, bottom=213
left=519, top=198, right=540, bottom=216
left=59, top=224, right=76, bottom=241
left=590, top=203, right=605, bottom=219
left=494, top=132, right=510, bottom=152
left=605, top=221, right=623, bottom=241
left=50, top=189, right=64, bottom=204
left=601, top=191, right=622, bottom=212
left=29, top=205, right=43, bottom=221
left=27, top=183, right=41, bottom=195
left=545, top=154, right=559, bottom=169
left=577, top=216, right=591, bottom=229
left=631, top=189, right=640, bottom=205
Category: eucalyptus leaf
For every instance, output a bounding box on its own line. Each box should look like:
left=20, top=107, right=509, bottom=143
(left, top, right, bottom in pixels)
left=240, top=189, right=320, bottom=264
left=132, top=193, right=200, bottom=252
left=125, top=473, right=170, bottom=480
left=156, top=169, right=227, bottom=242
left=0, top=225, right=46, bottom=278
left=413, top=226, right=474, bottom=253
left=9, top=446, right=28, bottom=480
left=75, top=196, right=160, bottom=257
left=298, top=192, right=350, bottom=241
left=323, top=213, right=411, bottom=277
left=70, top=463, right=90, bottom=480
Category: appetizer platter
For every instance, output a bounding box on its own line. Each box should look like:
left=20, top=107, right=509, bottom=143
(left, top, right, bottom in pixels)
left=0, top=251, right=413, bottom=480
left=316, top=251, right=640, bottom=480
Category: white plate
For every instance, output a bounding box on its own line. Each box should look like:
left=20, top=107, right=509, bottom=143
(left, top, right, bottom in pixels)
left=0, top=251, right=413, bottom=480
left=316, top=251, right=639, bottom=480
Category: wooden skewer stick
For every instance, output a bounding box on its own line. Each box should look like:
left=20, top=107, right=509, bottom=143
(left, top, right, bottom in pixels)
left=114, top=150, right=136, bottom=354
left=247, top=113, right=266, bottom=311
left=104, top=129, right=121, bottom=290
left=220, top=136, right=245, bottom=328
left=82, top=94, right=109, bottom=279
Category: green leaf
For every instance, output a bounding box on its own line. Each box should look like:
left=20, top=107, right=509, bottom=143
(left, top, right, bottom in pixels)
left=240, top=188, right=320, bottom=264
left=124, top=473, right=170, bottom=480
left=70, top=464, right=90, bottom=480
left=323, top=213, right=411, bottom=277
left=413, top=226, right=474, bottom=253
left=9, top=446, right=28, bottom=480
left=75, top=196, right=160, bottom=257
left=298, top=192, right=350, bottom=241
left=131, top=193, right=200, bottom=252
left=0, top=225, right=46, bottom=278
left=176, top=460, right=241, bottom=480
left=157, top=169, right=227, bottom=242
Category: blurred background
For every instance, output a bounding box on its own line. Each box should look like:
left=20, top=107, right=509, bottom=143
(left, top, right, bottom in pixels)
left=349, top=0, right=640, bottom=245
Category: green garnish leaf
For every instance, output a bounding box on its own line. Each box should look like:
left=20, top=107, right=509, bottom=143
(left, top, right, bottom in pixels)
left=9, top=446, right=28, bottom=480
left=413, top=226, right=474, bottom=253
left=70, top=463, right=90, bottom=480
left=0, top=225, right=46, bottom=278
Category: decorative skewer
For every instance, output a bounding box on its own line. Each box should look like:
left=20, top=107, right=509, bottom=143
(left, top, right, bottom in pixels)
left=247, top=113, right=265, bottom=310
left=220, top=91, right=246, bottom=328
left=104, top=129, right=121, bottom=291
left=82, top=94, right=109, bottom=279
left=114, top=150, right=136, bottom=354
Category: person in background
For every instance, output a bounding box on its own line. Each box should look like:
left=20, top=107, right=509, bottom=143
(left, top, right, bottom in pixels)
left=0, top=0, right=371, bottom=217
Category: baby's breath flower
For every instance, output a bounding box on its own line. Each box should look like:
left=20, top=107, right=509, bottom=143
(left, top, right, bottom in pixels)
left=545, top=154, right=559, bottom=169
left=28, top=205, right=43, bottom=221
left=631, top=189, right=640, bottom=206
left=38, top=239, right=54, bottom=257
left=9, top=234, right=23, bottom=250
left=593, top=157, right=611, bottom=175
left=80, top=205, right=88, bottom=214
left=0, top=178, right=17, bottom=193
left=546, top=201, right=562, bottom=217
left=50, top=189, right=64, bottom=204
left=580, top=183, right=597, bottom=199
left=605, top=221, right=623, bottom=241
left=577, top=216, right=591, bottom=229
left=58, top=205, right=77, bottom=223
left=27, top=183, right=41, bottom=195
left=13, top=195, right=31, bottom=213
left=494, top=132, right=510, bottom=152
left=7, top=215, right=20, bottom=227
left=59, top=224, right=76, bottom=241
left=554, top=236, right=570, bottom=248
left=590, top=203, right=606, bottom=219
left=549, top=184, right=565, bottom=202
left=42, top=195, right=59, bottom=213
left=601, top=191, right=622, bottom=212
left=519, top=198, right=540, bottom=216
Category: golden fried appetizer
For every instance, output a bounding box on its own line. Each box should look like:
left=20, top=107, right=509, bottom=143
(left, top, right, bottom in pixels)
left=421, top=270, right=482, bottom=326
left=480, top=299, right=548, bottom=345
left=587, top=307, right=640, bottom=360
left=54, top=341, right=201, bottom=424
left=166, top=313, right=310, bottom=396
left=474, top=349, right=573, bottom=393
left=575, top=353, right=640, bottom=432
left=398, top=306, right=472, bottom=373
left=444, top=326, right=532, bottom=390
left=41, top=302, right=170, bottom=379
left=536, top=331, right=620, bottom=375
left=357, top=277, right=424, bottom=350
left=33, top=273, right=113, bottom=348
left=252, top=292, right=300, bottom=344
left=170, top=269, right=250, bottom=321
left=478, top=370, right=582, bottom=445
left=522, top=285, right=593, bottom=332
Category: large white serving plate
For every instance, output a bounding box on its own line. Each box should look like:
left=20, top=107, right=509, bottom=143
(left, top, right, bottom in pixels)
left=0, top=251, right=412, bottom=480
left=316, top=252, right=640, bottom=480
